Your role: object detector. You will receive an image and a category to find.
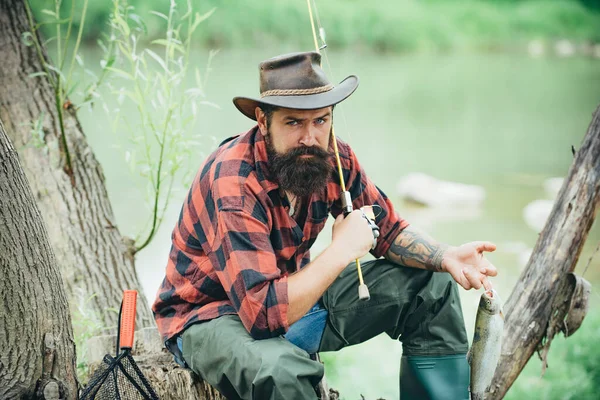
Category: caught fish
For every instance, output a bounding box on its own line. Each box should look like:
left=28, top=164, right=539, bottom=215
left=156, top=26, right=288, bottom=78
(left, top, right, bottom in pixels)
left=468, top=289, right=504, bottom=400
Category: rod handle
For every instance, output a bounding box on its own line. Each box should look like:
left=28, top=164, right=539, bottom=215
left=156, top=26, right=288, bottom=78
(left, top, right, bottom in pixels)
left=358, top=284, right=370, bottom=301
left=119, top=290, right=137, bottom=350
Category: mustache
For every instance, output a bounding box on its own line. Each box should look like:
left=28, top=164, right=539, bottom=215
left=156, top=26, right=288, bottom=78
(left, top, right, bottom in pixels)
left=285, top=145, right=331, bottom=158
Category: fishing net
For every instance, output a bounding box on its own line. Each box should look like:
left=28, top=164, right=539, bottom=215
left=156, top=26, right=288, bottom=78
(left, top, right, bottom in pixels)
left=80, top=291, right=159, bottom=400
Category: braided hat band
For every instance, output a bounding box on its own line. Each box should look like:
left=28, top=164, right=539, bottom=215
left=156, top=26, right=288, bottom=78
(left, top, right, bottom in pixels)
left=260, top=84, right=334, bottom=98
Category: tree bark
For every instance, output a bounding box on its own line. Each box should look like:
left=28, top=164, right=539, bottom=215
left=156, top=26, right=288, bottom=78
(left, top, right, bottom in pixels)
left=0, top=118, right=78, bottom=399
left=488, top=105, right=600, bottom=398
left=0, top=0, right=153, bottom=329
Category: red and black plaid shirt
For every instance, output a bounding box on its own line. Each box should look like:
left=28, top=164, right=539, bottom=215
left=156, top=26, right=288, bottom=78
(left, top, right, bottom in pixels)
left=152, top=126, right=409, bottom=342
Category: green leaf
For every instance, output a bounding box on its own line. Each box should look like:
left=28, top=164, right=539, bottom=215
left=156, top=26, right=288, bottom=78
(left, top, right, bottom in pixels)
left=21, top=31, right=34, bottom=47
left=75, top=54, right=85, bottom=68
left=145, top=49, right=168, bottom=73
left=42, top=36, right=57, bottom=47
left=191, top=8, right=216, bottom=33
left=105, top=66, right=134, bottom=80
left=45, top=63, right=66, bottom=80
left=129, top=13, right=147, bottom=34
left=40, top=9, right=57, bottom=18
left=100, top=56, right=116, bottom=70
left=149, top=11, right=169, bottom=21
left=114, top=13, right=130, bottom=36
left=151, top=39, right=185, bottom=54
left=28, top=72, right=48, bottom=78
left=97, top=38, right=108, bottom=53
left=116, top=42, right=134, bottom=63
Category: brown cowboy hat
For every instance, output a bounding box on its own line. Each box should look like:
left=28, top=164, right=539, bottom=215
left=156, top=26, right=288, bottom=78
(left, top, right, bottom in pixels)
left=233, top=51, right=359, bottom=120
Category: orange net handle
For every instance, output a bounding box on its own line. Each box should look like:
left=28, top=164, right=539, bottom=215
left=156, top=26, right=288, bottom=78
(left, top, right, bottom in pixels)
left=119, top=290, right=137, bottom=349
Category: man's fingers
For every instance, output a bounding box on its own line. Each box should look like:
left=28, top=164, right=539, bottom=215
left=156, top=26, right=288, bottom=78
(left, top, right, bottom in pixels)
left=482, top=276, right=492, bottom=291
left=463, top=268, right=482, bottom=290
left=473, top=241, right=497, bottom=253
left=482, top=262, right=498, bottom=277
left=460, top=278, right=472, bottom=290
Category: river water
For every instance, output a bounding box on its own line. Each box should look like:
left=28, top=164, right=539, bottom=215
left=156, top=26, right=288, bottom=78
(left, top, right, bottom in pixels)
left=80, top=47, right=600, bottom=399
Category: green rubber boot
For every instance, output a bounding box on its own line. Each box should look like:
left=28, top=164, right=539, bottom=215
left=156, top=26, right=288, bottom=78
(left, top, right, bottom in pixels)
left=400, top=354, right=470, bottom=400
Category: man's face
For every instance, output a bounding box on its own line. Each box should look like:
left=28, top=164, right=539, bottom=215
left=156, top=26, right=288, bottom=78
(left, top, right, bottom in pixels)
left=256, top=106, right=334, bottom=197
left=257, top=106, right=333, bottom=154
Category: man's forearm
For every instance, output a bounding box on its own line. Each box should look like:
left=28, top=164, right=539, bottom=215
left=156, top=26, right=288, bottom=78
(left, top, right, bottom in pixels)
left=385, top=226, right=449, bottom=271
left=287, top=242, right=349, bottom=325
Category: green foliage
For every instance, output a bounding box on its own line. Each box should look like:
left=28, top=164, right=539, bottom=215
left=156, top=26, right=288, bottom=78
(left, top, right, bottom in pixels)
left=503, top=308, right=600, bottom=399
left=26, top=0, right=214, bottom=252
left=70, top=293, right=106, bottom=385
left=29, top=0, right=600, bottom=53
left=101, top=0, right=216, bottom=251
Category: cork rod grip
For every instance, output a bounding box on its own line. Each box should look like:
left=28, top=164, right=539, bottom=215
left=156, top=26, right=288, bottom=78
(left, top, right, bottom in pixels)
left=119, top=290, right=137, bottom=349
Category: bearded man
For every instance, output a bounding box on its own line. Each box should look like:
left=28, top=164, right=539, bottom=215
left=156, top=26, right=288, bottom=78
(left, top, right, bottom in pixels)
left=152, top=51, right=498, bottom=400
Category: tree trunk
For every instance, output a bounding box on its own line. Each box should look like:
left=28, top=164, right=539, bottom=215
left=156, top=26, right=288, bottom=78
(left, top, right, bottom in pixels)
left=0, top=118, right=78, bottom=399
left=488, top=105, right=600, bottom=398
left=0, top=0, right=153, bottom=329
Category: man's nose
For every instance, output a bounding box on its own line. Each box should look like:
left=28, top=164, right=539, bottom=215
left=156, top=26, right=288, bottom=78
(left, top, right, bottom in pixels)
left=298, top=126, right=318, bottom=146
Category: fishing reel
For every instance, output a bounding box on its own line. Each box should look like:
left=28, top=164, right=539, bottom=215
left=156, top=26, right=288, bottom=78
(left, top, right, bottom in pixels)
left=340, top=191, right=381, bottom=249
left=341, top=191, right=382, bottom=301
left=360, top=205, right=381, bottom=250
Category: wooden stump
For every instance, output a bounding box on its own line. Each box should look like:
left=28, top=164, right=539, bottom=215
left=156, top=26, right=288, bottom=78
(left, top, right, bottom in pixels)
left=86, top=327, right=337, bottom=399
left=86, top=327, right=225, bottom=400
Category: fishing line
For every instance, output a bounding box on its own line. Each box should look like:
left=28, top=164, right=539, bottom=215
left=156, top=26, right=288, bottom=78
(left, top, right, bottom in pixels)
left=305, top=0, right=368, bottom=296
left=581, top=240, right=599, bottom=277
left=305, top=0, right=345, bottom=192
left=310, top=0, right=354, bottom=146
left=591, top=286, right=600, bottom=302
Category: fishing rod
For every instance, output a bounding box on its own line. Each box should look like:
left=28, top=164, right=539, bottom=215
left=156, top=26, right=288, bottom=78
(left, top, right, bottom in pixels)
left=305, top=0, right=374, bottom=301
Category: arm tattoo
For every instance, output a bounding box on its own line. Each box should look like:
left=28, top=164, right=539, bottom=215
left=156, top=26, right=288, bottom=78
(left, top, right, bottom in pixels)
left=386, top=226, right=448, bottom=271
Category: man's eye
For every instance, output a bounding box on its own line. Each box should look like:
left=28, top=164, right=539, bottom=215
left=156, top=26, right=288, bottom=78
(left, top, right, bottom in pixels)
left=315, top=118, right=326, bottom=125
left=287, top=120, right=299, bottom=126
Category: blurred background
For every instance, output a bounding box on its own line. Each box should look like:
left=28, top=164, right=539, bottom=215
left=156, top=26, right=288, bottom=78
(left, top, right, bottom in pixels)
left=30, top=0, right=600, bottom=398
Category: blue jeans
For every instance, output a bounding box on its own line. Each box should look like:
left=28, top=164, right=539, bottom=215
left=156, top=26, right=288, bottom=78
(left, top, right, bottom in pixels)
left=175, top=300, right=328, bottom=365
left=283, top=301, right=328, bottom=354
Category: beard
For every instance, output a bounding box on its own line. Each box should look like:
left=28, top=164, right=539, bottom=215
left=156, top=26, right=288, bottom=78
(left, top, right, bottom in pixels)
left=265, top=130, right=334, bottom=197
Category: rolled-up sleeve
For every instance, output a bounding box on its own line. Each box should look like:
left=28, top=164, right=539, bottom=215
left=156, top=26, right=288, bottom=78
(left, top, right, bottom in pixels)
left=211, top=208, right=289, bottom=339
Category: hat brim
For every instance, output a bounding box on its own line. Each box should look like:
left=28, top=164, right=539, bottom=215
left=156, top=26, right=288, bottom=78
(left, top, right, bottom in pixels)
left=232, top=75, right=359, bottom=121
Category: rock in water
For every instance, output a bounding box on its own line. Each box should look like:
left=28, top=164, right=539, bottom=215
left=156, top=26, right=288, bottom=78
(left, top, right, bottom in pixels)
left=468, top=289, right=504, bottom=400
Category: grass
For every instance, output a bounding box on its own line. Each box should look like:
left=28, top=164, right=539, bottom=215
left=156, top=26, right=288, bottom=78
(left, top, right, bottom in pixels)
left=70, top=293, right=106, bottom=385
left=505, top=306, right=600, bottom=400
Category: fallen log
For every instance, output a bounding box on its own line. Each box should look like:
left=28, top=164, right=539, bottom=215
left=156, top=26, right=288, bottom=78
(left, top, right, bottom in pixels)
left=487, top=105, right=600, bottom=398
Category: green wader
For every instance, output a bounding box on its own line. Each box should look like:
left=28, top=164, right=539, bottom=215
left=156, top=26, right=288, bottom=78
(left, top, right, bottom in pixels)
left=181, top=259, right=469, bottom=400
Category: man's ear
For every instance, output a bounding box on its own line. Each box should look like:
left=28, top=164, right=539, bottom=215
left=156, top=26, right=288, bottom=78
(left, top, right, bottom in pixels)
left=255, top=107, right=267, bottom=136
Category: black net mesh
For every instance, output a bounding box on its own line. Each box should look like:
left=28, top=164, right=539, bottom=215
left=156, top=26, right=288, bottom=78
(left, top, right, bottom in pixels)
left=80, top=352, right=159, bottom=400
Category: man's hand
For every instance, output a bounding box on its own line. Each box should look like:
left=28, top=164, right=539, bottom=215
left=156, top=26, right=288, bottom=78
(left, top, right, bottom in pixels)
left=331, top=210, right=374, bottom=264
left=442, top=242, right=498, bottom=291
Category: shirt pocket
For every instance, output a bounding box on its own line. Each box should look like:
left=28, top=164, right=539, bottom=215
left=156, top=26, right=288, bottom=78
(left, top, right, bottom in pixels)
left=303, top=203, right=330, bottom=252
